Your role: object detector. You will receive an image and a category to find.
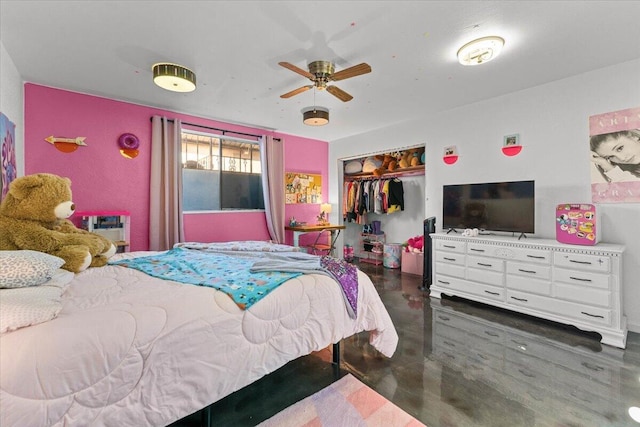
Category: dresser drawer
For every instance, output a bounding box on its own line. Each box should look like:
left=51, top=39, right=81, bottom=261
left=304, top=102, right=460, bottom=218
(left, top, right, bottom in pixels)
left=506, top=275, right=551, bottom=296
left=435, top=251, right=465, bottom=266
left=466, top=242, right=497, bottom=256
left=467, top=255, right=504, bottom=272
left=554, top=267, right=610, bottom=289
left=434, top=239, right=466, bottom=253
left=467, top=267, right=504, bottom=287
left=553, top=252, right=610, bottom=273
left=554, top=283, right=611, bottom=308
left=510, top=246, right=552, bottom=264
left=506, top=290, right=612, bottom=326
left=435, top=261, right=465, bottom=278
left=433, top=273, right=464, bottom=289
left=507, top=261, right=551, bottom=279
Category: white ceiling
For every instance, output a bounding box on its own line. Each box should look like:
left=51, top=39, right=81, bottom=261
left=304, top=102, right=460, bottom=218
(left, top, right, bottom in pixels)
left=2, top=1, right=640, bottom=142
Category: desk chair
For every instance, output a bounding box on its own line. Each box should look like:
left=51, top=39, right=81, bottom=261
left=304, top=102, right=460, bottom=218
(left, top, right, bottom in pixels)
left=305, top=229, right=341, bottom=257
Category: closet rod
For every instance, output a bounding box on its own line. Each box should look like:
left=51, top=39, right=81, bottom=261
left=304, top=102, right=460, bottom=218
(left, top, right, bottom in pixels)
left=149, top=117, right=280, bottom=141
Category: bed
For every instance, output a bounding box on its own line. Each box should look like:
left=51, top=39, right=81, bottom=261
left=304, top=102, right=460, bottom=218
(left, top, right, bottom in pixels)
left=0, top=242, right=398, bottom=427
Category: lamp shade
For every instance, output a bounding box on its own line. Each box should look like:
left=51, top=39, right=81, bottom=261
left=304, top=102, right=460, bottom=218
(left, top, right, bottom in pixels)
left=321, top=203, right=332, bottom=214
left=457, top=36, right=504, bottom=66
left=303, top=107, right=329, bottom=126
left=153, top=63, right=196, bottom=92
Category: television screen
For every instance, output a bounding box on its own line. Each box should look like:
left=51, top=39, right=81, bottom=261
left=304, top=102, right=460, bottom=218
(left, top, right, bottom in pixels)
left=442, top=180, right=535, bottom=233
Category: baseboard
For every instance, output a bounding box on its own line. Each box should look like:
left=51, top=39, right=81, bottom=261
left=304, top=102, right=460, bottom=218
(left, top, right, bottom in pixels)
left=627, top=319, right=640, bottom=334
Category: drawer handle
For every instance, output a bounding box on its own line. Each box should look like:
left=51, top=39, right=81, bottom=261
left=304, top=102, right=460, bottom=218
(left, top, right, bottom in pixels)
left=444, top=257, right=456, bottom=262
left=443, top=340, right=456, bottom=348
left=484, top=331, right=499, bottom=337
left=443, top=245, right=456, bottom=249
left=437, top=315, right=450, bottom=321
left=477, top=262, right=493, bottom=267
left=437, top=279, right=451, bottom=285
left=527, top=255, right=545, bottom=259
left=476, top=353, right=489, bottom=360
left=569, top=276, right=592, bottom=282
left=484, top=290, right=500, bottom=296
left=518, top=269, right=537, bottom=274
left=569, top=259, right=592, bottom=265
left=581, top=361, right=605, bottom=372
left=518, top=369, right=536, bottom=378
left=510, top=296, right=528, bottom=302
left=581, top=311, right=604, bottom=319
left=470, top=248, right=485, bottom=252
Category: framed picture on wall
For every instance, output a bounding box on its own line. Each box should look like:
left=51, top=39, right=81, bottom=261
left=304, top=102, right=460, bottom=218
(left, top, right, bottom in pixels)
left=285, top=172, right=322, bottom=204
left=1, top=112, right=17, bottom=200
left=503, top=134, right=519, bottom=146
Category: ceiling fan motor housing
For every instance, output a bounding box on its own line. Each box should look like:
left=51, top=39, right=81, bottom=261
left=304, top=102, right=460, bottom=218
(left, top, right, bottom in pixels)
left=309, top=60, right=334, bottom=89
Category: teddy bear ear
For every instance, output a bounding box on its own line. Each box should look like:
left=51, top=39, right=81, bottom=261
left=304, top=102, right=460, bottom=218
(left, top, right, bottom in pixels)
left=8, top=174, right=47, bottom=200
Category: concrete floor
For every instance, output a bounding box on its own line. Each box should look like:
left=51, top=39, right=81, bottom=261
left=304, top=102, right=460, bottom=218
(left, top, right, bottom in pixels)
left=172, top=261, right=640, bottom=427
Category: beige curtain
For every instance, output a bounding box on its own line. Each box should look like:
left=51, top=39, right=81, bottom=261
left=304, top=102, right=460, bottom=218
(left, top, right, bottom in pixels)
left=260, top=135, right=285, bottom=243
left=149, top=116, right=185, bottom=250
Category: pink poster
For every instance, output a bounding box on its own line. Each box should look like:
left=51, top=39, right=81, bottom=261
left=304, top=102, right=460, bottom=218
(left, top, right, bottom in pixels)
left=589, top=106, right=640, bottom=203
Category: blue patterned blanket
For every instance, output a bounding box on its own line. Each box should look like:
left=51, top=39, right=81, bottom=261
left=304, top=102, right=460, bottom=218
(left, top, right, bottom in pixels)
left=109, top=247, right=301, bottom=310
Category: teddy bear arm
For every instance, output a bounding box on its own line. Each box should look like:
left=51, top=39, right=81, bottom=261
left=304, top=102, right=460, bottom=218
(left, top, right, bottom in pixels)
left=56, top=219, right=114, bottom=253
left=55, top=219, right=86, bottom=234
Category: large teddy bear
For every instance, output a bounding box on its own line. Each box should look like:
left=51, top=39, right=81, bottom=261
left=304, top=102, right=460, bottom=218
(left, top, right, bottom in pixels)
left=0, top=173, right=116, bottom=273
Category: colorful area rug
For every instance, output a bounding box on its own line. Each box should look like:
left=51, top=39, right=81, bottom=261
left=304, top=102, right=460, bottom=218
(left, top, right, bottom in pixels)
left=257, top=374, right=426, bottom=427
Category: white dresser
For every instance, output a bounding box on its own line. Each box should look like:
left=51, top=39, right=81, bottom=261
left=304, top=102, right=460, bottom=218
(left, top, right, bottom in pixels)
left=429, top=233, right=627, bottom=348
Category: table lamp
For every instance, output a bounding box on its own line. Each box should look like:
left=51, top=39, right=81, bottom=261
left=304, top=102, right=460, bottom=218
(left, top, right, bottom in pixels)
left=317, top=203, right=332, bottom=225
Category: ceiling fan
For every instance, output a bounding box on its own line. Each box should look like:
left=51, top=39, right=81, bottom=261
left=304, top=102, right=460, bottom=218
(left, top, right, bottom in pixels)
left=278, top=60, right=372, bottom=102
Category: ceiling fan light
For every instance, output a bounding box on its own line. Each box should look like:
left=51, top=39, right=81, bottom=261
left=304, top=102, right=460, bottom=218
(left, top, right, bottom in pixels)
left=302, top=107, right=329, bottom=126
left=153, top=63, right=196, bottom=92
left=457, top=36, right=505, bottom=66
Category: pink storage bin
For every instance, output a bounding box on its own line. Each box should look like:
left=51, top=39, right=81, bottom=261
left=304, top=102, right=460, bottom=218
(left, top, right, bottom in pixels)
left=555, top=203, right=599, bottom=246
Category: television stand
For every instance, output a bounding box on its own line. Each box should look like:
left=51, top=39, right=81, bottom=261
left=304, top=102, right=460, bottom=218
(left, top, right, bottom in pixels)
left=517, top=232, right=527, bottom=240
left=429, top=233, right=627, bottom=348
left=446, top=228, right=458, bottom=234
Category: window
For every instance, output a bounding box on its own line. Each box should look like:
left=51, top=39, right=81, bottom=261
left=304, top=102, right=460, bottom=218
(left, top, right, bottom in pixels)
left=181, top=130, right=264, bottom=211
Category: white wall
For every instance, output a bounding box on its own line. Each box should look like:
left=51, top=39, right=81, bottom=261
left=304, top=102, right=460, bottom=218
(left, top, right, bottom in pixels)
left=330, top=59, right=640, bottom=333
left=0, top=41, right=24, bottom=176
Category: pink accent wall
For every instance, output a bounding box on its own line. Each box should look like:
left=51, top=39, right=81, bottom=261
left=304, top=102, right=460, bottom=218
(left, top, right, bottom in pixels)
left=24, top=84, right=328, bottom=250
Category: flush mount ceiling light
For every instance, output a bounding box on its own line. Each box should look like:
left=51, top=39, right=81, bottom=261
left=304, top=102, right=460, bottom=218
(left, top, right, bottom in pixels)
left=302, top=107, right=330, bottom=126
left=152, top=63, right=196, bottom=92
left=457, top=36, right=505, bottom=66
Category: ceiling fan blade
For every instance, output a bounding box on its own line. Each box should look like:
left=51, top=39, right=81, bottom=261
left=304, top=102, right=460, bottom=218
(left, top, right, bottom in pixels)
left=280, top=85, right=313, bottom=99
left=330, top=63, right=372, bottom=81
left=326, top=85, right=353, bottom=102
left=278, top=61, right=314, bottom=79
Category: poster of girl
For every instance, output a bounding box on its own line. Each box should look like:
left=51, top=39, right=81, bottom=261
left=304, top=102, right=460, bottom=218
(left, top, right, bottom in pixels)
left=589, top=107, right=640, bottom=203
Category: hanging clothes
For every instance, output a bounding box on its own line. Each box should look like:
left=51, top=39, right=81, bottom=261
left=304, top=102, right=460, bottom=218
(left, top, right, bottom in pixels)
left=388, top=178, right=404, bottom=213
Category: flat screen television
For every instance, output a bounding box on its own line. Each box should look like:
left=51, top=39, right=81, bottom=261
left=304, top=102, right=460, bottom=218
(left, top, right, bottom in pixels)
left=442, top=180, right=535, bottom=234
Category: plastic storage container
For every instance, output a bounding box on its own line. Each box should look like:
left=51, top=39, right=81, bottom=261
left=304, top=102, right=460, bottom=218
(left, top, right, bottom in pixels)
left=383, top=243, right=402, bottom=269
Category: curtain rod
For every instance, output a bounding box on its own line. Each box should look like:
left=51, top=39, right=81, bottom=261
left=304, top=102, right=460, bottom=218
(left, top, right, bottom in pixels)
left=150, top=117, right=280, bottom=141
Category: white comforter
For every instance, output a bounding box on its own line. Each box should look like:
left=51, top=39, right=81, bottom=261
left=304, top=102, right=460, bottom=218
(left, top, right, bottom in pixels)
left=0, top=252, right=398, bottom=427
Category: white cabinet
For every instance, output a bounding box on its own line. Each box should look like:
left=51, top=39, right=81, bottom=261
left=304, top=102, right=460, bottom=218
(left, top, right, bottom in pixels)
left=75, top=210, right=131, bottom=253
left=430, top=233, right=627, bottom=348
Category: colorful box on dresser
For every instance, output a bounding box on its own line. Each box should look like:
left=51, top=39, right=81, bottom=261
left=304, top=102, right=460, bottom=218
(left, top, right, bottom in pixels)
left=556, top=203, right=599, bottom=246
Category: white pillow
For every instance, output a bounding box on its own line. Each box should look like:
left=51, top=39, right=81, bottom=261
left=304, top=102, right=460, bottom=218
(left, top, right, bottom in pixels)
left=0, top=250, right=66, bottom=289
left=344, top=160, right=363, bottom=174
left=0, top=269, right=73, bottom=333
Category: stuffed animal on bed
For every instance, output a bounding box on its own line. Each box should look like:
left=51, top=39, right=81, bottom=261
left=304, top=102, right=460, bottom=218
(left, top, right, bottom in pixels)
left=0, top=173, right=116, bottom=273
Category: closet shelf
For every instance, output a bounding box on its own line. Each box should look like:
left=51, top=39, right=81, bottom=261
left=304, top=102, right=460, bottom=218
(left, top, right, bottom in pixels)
left=345, top=165, right=425, bottom=180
